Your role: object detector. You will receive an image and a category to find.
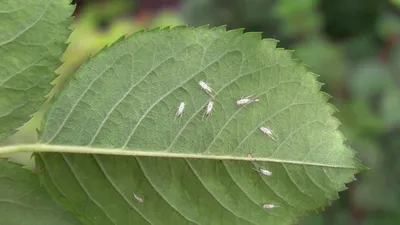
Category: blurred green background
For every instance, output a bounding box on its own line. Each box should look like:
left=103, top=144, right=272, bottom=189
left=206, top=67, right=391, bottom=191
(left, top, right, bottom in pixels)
left=2, top=0, right=400, bottom=224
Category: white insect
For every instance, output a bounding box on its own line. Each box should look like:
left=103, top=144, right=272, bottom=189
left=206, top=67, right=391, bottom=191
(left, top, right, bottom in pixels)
left=236, top=94, right=259, bottom=106
left=260, top=126, right=276, bottom=141
left=199, top=80, right=213, bottom=95
left=203, top=100, right=214, bottom=119
left=175, top=102, right=185, bottom=120
left=133, top=193, right=144, bottom=203
left=252, top=167, right=272, bottom=176
left=263, top=203, right=279, bottom=210
left=206, top=100, right=214, bottom=115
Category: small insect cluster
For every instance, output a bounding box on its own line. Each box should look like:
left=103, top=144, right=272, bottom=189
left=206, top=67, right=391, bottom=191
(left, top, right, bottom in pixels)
left=175, top=80, right=215, bottom=119
left=176, top=80, right=277, bottom=139
left=174, top=80, right=279, bottom=210
left=251, top=166, right=278, bottom=210
left=176, top=80, right=276, bottom=131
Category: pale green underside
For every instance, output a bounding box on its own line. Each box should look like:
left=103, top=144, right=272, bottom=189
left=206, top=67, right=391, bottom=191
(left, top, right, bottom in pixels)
left=32, top=26, right=362, bottom=225
left=0, top=0, right=72, bottom=141
left=0, top=159, right=81, bottom=225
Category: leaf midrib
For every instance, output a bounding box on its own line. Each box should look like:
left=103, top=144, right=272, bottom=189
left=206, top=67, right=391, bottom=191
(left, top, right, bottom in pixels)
left=0, top=144, right=358, bottom=169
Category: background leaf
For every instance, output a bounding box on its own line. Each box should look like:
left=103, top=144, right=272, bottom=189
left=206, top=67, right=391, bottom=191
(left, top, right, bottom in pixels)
left=381, top=89, right=400, bottom=128
left=348, top=59, right=395, bottom=100
left=0, top=0, right=73, bottom=141
left=391, top=0, right=400, bottom=8
left=0, top=158, right=82, bottom=225
left=34, top=27, right=362, bottom=224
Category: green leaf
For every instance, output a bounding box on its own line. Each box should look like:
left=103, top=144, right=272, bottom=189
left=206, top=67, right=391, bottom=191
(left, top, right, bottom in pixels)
left=391, top=0, right=400, bottom=8
left=381, top=89, right=400, bottom=128
left=3, top=26, right=363, bottom=224
left=0, top=0, right=74, bottom=141
left=351, top=140, right=400, bottom=212
left=0, top=158, right=81, bottom=225
left=376, top=12, right=400, bottom=39
left=349, top=59, right=394, bottom=100
left=273, top=0, right=322, bottom=35
left=294, top=37, right=347, bottom=92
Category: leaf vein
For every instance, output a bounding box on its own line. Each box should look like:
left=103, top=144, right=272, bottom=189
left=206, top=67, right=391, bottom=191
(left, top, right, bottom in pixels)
left=166, top=66, right=291, bottom=152
left=301, top=138, right=330, bottom=162
left=38, top=154, right=96, bottom=225
left=282, top=164, right=315, bottom=200
left=88, top=43, right=200, bottom=145
left=0, top=4, right=49, bottom=46
left=1, top=145, right=359, bottom=169
left=233, top=102, right=320, bottom=154
left=92, top=155, right=153, bottom=225
left=303, top=165, right=330, bottom=195
left=250, top=161, right=297, bottom=209
left=60, top=154, right=118, bottom=225
left=46, top=54, right=131, bottom=143
left=135, top=158, right=200, bottom=224
left=0, top=199, right=60, bottom=212
left=203, top=81, right=299, bottom=154
left=121, top=49, right=241, bottom=149
left=0, top=56, right=44, bottom=86
left=221, top=161, right=278, bottom=217
left=185, top=159, right=259, bottom=225
left=270, top=120, right=322, bottom=157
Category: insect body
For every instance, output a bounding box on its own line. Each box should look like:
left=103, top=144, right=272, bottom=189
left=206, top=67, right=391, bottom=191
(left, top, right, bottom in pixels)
left=236, top=94, right=259, bottom=106
left=199, top=80, right=213, bottom=95
left=203, top=100, right=214, bottom=120
left=252, top=167, right=272, bottom=176
left=176, top=102, right=185, bottom=117
left=260, top=126, right=276, bottom=140
left=175, top=102, right=185, bottom=121
left=263, top=204, right=278, bottom=210
left=205, top=100, right=214, bottom=115
left=133, top=193, right=144, bottom=203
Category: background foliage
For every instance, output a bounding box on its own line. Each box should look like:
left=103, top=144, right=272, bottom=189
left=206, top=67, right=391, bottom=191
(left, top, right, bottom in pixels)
left=2, top=0, right=399, bottom=224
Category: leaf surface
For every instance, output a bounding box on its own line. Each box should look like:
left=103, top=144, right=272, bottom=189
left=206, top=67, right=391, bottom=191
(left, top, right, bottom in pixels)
left=36, top=27, right=363, bottom=224
left=0, top=158, right=82, bottom=225
left=0, top=0, right=73, bottom=141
